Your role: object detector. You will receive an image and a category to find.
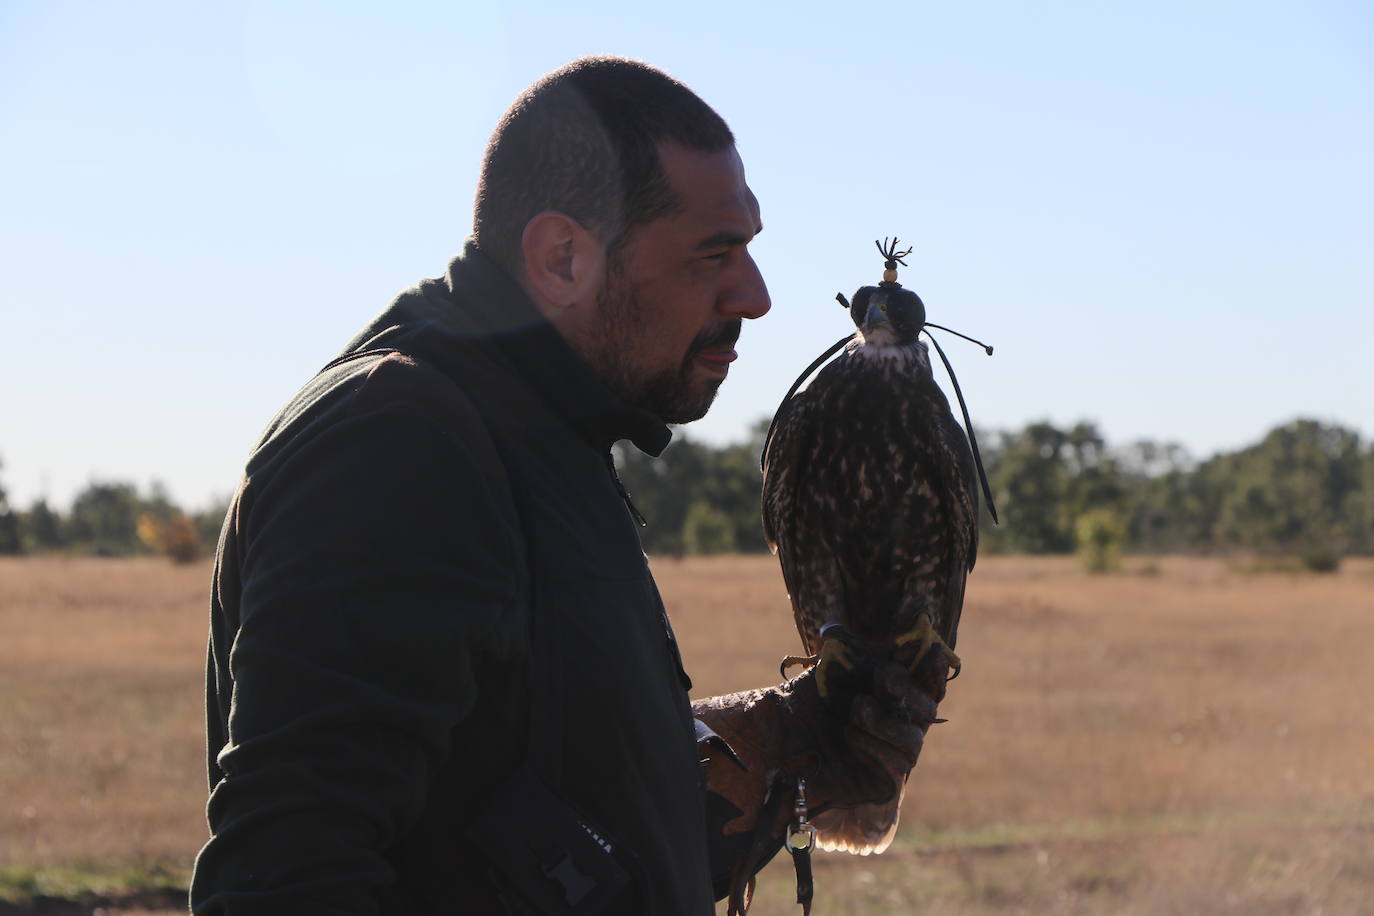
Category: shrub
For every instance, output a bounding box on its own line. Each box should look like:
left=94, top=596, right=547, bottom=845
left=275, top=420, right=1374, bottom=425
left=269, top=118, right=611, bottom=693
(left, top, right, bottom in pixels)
left=1299, top=546, right=1341, bottom=573
left=1076, top=509, right=1126, bottom=573
left=683, top=501, right=736, bottom=555
left=136, top=512, right=202, bottom=564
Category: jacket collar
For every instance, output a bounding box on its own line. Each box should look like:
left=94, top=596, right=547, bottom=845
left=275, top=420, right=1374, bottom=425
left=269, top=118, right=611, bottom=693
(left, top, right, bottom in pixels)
left=434, top=241, right=674, bottom=457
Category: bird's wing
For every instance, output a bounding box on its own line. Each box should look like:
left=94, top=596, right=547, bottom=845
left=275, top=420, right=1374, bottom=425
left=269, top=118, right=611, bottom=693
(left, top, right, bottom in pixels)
left=931, top=411, right=981, bottom=646
left=811, top=776, right=906, bottom=856
left=942, top=415, right=980, bottom=574
left=761, top=387, right=837, bottom=655
left=760, top=385, right=811, bottom=555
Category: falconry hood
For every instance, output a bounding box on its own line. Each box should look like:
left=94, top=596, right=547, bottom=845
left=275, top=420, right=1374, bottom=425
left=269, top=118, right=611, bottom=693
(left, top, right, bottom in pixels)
left=848, top=240, right=927, bottom=345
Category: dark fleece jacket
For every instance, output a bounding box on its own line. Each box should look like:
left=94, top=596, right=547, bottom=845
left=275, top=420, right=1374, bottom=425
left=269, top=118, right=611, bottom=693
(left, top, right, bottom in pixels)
left=191, top=243, right=727, bottom=915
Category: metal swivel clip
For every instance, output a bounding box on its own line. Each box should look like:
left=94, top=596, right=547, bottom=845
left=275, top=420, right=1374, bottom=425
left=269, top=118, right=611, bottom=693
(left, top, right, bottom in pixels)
left=785, top=777, right=816, bottom=852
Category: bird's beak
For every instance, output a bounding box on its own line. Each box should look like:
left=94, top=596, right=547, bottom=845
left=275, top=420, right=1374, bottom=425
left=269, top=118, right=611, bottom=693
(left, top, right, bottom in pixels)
left=863, top=299, right=889, bottom=331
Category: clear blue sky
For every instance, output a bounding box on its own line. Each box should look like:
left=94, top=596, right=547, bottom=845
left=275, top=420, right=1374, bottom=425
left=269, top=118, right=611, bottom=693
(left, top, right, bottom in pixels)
left=2, top=0, right=1370, bottom=510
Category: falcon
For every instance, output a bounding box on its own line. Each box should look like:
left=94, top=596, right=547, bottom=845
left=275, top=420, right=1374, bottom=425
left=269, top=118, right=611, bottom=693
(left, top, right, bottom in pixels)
left=760, top=238, right=995, bottom=855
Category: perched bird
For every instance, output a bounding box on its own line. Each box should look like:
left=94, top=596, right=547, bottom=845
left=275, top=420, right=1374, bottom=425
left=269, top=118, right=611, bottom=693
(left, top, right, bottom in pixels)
left=760, top=238, right=994, bottom=854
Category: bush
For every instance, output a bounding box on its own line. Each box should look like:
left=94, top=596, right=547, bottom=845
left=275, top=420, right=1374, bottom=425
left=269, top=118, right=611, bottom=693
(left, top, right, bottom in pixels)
left=683, top=501, right=736, bottom=555
left=0, top=510, right=21, bottom=555
left=1232, top=552, right=1341, bottom=575
left=136, top=512, right=202, bottom=564
left=67, top=482, right=142, bottom=555
left=1076, top=509, right=1126, bottom=573
left=1299, top=546, right=1341, bottom=573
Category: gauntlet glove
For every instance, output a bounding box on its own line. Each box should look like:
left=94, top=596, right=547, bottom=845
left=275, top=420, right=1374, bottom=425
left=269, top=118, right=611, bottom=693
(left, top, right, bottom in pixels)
left=693, top=637, right=956, bottom=909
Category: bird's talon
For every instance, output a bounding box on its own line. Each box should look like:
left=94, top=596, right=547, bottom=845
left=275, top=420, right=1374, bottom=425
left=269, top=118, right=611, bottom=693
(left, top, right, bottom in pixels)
left=813, top=630, right=859, bottom=699
left=779, top=654, right=818, bottom=679
left=894, top=615, right=961, bottom=678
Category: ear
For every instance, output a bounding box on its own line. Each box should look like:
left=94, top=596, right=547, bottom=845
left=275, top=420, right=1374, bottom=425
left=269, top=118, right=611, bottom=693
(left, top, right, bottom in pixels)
left=520, top=211, right=606, bottom=311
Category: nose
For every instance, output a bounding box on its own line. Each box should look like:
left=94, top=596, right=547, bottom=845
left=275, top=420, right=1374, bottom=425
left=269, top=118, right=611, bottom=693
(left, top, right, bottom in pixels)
left=721, top=250, right=771, bottom=320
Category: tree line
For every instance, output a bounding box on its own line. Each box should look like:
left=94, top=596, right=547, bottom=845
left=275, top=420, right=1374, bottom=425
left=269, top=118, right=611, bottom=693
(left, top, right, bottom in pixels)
left=0, top=471, right=226, bottom=562
left=616, top=416, right=1373, bottom=566
left=2, top=416, right=1370, bottom=565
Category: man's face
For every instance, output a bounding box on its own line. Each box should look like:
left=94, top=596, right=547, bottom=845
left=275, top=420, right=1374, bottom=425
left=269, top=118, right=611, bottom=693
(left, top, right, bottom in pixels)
left=588, top=143, right=770, bottom=424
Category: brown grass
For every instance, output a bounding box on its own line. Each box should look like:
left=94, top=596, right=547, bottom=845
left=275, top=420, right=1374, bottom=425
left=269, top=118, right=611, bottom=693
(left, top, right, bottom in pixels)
left=659, top=554, right=1374, bottom=914
left=0, top=558, right=207, bottom=871
left=2, top=554, right=1373, bottom=914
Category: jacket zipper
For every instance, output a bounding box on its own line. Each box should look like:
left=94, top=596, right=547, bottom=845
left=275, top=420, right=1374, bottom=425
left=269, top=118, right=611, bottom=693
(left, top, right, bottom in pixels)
left=606, top=454, right=693, bottom=695
left=604, top=453, right=648, bottom=528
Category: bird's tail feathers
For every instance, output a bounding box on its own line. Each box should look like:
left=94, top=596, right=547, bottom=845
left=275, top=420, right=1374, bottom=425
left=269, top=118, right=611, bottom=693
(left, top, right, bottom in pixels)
left=812, top=779, right=905, bottom=856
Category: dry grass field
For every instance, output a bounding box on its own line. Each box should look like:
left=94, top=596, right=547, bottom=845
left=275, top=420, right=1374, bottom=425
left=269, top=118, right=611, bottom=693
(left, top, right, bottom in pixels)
left=2, top=554, right=1372, bottom=914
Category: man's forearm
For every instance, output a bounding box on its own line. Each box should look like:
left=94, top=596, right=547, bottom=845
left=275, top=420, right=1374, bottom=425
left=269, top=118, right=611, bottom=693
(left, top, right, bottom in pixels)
left=693, top=686, right=792, bottom=902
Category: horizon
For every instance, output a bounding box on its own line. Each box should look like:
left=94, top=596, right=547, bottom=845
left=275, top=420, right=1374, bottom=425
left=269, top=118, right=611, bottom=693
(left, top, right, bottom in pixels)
left=5, top=410, right=1358, bottom=515
left=3, top=1, right=1370, bottom=510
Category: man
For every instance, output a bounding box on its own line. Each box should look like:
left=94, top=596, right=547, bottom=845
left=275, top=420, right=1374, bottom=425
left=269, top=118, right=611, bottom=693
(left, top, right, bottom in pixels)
left=192, top=57, right=932, bottom=915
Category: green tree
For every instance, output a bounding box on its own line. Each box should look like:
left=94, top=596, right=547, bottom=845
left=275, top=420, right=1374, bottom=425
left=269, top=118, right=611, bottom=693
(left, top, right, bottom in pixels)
left=21, top=499, right=64, bottom=552
left=683, top=501, right=737, bottom=554
left=692, top=419, right=768, bottom=553
left=0, top=457, right=22, bottom=555
left=1062, top=422, right=1129, bottom=521
left=193, top=499, right=231, bottom=551
left=614, top=437, right=705, bottom=555
left=989, top=422, right=1074, bottom=553
left=67, top=481, right=144, bottom=555
left=1359, top=447, right=1374, bottom=555
left=1213, top=420, right=1364, bottom=561
left=140, top=480, right=179, bottom=523
left=614, top=424, right=770, bottom=556
left=1120, top=443, right=1201, bottom=552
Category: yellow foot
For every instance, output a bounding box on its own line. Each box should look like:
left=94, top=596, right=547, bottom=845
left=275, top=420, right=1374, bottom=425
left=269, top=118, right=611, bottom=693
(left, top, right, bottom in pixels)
left=894, top=615, right=961, bottom=679
left=779, top=653, right=818, bottom=680
left=813, top=627, right=859, bottom=699
left=778, top=626, right=860, bottom=698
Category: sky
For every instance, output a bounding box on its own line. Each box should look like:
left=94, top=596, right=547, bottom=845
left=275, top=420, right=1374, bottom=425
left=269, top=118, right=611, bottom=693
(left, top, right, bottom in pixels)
left=2, top=0, right=1370, bottom=510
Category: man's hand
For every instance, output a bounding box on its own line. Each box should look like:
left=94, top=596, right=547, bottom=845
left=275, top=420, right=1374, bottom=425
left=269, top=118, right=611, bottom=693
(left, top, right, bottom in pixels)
left=693, top=638, right=955, bottom=842
left=694, top=641, right=955, bottom=908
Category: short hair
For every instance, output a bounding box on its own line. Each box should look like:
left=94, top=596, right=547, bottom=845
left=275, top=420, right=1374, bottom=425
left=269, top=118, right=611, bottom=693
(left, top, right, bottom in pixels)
left=473, top=57, right=735, bottom=276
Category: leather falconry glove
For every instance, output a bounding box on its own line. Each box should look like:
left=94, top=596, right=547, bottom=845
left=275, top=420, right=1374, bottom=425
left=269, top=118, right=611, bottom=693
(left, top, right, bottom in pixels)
left=693, top=636, right=956, bottom=909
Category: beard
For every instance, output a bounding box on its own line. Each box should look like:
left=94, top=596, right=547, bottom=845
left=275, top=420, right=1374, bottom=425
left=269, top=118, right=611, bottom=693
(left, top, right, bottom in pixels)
left=589, top=272, right=741, bottom=425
